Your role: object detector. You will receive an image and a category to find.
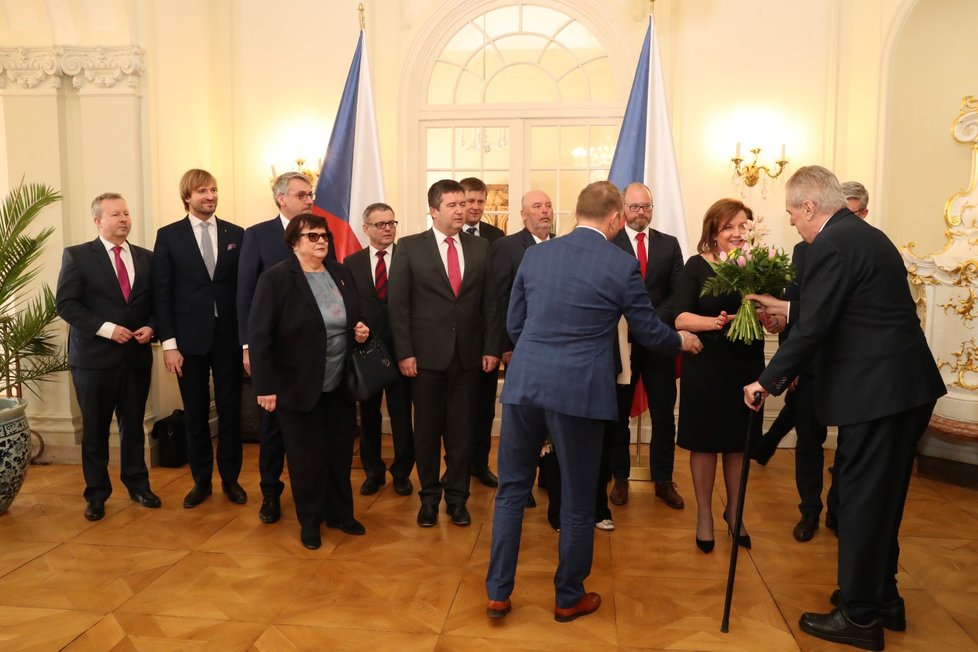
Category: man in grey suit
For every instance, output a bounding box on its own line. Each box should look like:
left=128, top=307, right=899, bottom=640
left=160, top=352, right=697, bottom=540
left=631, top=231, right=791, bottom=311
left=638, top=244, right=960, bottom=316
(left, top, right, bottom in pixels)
left=485, top=181, right=701, bottom=622
left=388, top=179, right=502, bottom=528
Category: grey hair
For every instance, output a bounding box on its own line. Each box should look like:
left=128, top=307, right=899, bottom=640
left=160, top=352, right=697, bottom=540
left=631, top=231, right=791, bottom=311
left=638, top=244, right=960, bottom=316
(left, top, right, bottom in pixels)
left=91, top=192, right=124, bottom=218
left=841, top=181, right=869, bottom=211
left=362, top=202, right=395, bottom=221
left=271, top=171, right=311, bottom=203
left=785, top=166, right=846, bottom=214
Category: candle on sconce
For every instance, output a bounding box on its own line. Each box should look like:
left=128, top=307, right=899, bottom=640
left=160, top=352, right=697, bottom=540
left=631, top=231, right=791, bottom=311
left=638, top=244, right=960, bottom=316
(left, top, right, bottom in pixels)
left=780, top=144, right=786, bottom=161
left=271, top=165, right=278, bottom=178
left=735, top=142, right=741, bottom=159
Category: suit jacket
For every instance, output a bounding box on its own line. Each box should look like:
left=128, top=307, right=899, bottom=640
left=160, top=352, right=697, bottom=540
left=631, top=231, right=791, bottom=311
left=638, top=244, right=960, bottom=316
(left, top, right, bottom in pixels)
left=490, top=228, right=539, bottom=352
left=611, top=227, right=683, bottom=326
left=237, top=216, right=290, bottom=344
left=500, top=227, right=682, bottom=420
left=471, top=220, right=505, bottom=244
left=760, top=209, right=946, bottom=425
left=345, top=244, right=396, bottom=350
left=153, top=216, right=243, bottom=355
left=388, top=228, right=502, bottom=370
left=56, top=239, right=154, bottom=370
left=248, top=255, right=361, bottom=412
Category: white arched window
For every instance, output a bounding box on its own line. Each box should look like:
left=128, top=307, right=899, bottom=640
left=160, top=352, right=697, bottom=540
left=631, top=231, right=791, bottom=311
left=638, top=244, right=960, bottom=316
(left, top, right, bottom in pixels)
left=406, top=2, right=631, bottom=234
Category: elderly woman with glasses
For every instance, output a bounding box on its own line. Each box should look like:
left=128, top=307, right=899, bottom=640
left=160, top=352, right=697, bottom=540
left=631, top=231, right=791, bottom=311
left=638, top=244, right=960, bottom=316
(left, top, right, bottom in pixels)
left=248, top=213, right=370, bottom=549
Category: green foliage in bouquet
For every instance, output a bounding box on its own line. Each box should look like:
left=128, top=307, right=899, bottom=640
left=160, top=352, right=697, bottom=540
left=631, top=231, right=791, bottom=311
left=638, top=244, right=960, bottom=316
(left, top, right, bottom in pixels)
left=700, top=241, right=796, bottom=344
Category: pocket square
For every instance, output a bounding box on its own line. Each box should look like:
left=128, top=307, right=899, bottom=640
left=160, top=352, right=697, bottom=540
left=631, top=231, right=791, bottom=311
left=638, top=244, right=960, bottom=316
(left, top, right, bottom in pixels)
left=227, top=243, right=237, bottom=250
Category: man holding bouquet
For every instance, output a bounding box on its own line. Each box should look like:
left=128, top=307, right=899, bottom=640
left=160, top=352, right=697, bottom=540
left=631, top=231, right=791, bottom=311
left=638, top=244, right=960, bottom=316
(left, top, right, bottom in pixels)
left=744, top=166, right=945, bottom=651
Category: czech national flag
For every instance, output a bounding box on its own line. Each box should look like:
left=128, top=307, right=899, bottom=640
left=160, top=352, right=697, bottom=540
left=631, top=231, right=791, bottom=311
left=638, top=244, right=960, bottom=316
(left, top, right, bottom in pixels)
left=314, top=30, right=385, bottom=262
left=609, top=14, right=689, bottom=417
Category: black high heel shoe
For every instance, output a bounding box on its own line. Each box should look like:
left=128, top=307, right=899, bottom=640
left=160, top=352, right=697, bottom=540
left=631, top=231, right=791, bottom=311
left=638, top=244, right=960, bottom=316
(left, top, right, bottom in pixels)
left=723, top=514, right=752, bottom=550
left=696, top=537, right=715, bottom=554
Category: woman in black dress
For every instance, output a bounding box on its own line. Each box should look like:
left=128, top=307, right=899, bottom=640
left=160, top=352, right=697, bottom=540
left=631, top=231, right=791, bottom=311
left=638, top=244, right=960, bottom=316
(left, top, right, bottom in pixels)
left=674, top=199, right=764, bottom=553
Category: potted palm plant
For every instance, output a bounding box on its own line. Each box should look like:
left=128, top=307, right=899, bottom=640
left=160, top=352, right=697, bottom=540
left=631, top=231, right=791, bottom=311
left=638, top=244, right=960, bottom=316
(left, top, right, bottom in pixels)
left=0, top=181, right=67, bottom=514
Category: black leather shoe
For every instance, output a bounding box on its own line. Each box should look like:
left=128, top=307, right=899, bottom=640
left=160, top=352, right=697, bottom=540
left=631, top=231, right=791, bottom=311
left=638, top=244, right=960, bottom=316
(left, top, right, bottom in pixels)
left=831, top=590, right=906, bottom=632
left=258, top=495, right=280, bottom=524
left=222, top=481, right=248, bottom=505
left=360, top=475, right=386, bottom=495
left=793, top=512, right=819, bottom=542
left=448, top=504, right=472, bottom=526
left=472, top=466, right=498, bottom=488
left=799, top=608, right=883, bottom=651
left=129, top=490, right=161, bottom=508
left=300, top=524, right=322, bottom=550
left=525, top=493, right=537, bottom=508
left=326, top=518, right=366, bottom=536
left=183, top=484, right=212, bottom=508
left=393, top=476, right=413, bottom=496
left=417, top=504, right=438, bottom=527
left=723, top=514, right=751, bottom=550
left=696, top=537, right=715, bottom=554
left=84, top=500, right=105, bottom=521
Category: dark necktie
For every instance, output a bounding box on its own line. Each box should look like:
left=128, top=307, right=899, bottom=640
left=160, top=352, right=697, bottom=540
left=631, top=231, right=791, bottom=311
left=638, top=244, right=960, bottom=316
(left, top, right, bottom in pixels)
left=466, top=226, right=477, bottom=236
left=446, top=237, right=462, bottom=296
left=112, top=245, right=131, bottom=302
left=375, top=250, right=388, bottom=301
left=636, top=232, right=648, bottom=280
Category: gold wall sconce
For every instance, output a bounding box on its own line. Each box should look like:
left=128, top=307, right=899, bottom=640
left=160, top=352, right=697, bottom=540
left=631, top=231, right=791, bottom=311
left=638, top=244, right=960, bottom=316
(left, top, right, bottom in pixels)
left=270, top=158, right=322, bottom=186
left=731, top=143, right=788, bottom=197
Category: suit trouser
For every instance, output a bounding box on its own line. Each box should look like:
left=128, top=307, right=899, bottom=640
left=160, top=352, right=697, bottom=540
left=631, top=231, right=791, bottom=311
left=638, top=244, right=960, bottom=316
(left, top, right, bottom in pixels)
left=793, top=376, right=829, bottom=516
left=178, top=323, right=242, bottom=487
left=611, top=349, right=678, bottom=482
left=258, top=409, right=285, bottom=498
left=547, top=421, right=615, bottom=529
left=71, top=363, right=151, bottom=502
left=472, top=367, right=499, bottom=470
left=835, top=400, right=935, bottom=623
left=359, top=374, right=415, bottom=480
left=487, top=404, right=603, bottom=608
left=276, top=387, right=356, bottom=529
left=411, top=354, right=478, bottom=507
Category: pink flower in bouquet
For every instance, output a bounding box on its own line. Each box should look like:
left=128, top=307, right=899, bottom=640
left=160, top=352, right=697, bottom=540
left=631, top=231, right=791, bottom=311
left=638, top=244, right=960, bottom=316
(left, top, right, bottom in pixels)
left=736, top=255, right=747, bottom=267
left=745, top=249, right=753, bottom=261
left=719, top=250, right=728, bottom=261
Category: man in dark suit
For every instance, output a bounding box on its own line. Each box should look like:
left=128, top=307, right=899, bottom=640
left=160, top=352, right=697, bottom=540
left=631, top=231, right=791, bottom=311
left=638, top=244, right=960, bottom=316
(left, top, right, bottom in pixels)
left=345, top=202, right=414, bottom=497
left=745, top=166, right=945, bottom=650
left=491, top=189, right=554, bottom=509
left=485, top=181, right=702, bottom=622
left=154, top=168, right=247, bottom=509
left=459, top=177, right=505, bottom=488
left=56, top=193, right=159, bottom=521
left=608, top=182, right=685, bottom=508
left=388, top=179, right=502, bottom=528
left=237, top=171, right=314, bottom=524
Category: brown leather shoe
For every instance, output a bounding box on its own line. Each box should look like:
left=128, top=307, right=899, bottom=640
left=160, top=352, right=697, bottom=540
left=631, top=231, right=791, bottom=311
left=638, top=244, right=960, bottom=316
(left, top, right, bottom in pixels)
left=609, top=478, right=628, bottom=505
left=487, top=598, right=512, bottom=619
left=654, top=481, right=685, bottom=509
left=554, top=592, right=601, bottom=622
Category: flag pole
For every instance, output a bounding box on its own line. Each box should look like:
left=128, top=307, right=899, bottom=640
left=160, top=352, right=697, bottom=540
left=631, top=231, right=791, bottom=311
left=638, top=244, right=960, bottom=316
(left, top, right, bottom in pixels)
left=358, top=3, right=365, bottom=30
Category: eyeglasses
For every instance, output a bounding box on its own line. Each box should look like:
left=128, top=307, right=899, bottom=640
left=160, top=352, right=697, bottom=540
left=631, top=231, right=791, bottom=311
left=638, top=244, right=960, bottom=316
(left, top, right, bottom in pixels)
left=627, top=203, right=653, bottom=213
left=299, top=232, right=329, bottom=243
left=368, top=220, right=398, bottom=229
left=291, top=191, right=316, bottom=201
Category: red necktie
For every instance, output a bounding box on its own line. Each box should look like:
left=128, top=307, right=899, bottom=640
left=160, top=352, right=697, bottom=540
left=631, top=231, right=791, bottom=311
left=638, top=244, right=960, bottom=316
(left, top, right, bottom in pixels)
left=113, top=245, right=131, bottom=302
left=374, top=250, right=388, bottom=301
left=635, top=232, right=648, bottom=280
left=446, top=237, right=462, bottom=297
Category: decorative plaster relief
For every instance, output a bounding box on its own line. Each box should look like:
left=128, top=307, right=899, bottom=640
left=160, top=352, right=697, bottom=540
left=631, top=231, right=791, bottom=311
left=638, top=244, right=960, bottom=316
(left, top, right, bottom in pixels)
left=0, top=45, right=144, bottom=92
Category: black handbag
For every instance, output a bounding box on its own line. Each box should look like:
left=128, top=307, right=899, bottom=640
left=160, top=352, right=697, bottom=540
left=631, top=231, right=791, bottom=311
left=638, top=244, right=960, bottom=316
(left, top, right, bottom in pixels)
left=345, top=337, right=400, bottom=401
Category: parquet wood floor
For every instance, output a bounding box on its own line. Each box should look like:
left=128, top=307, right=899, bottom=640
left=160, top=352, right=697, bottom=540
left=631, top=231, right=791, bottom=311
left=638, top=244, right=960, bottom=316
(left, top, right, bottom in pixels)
left=1, top=442, right=977, bottom=651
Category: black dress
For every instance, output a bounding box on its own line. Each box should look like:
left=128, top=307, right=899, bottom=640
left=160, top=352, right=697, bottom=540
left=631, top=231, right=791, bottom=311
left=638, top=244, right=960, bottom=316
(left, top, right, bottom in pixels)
left=675, top=255, right=764, bottom=453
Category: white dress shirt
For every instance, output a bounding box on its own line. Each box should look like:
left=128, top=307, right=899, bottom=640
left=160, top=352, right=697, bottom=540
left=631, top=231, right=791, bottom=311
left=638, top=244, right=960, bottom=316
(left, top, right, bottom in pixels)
left=368, top=243, right=394, bottom=280
left=95, top=236, right=135, bottom=340
left=433, top=225, right=466, bottom=279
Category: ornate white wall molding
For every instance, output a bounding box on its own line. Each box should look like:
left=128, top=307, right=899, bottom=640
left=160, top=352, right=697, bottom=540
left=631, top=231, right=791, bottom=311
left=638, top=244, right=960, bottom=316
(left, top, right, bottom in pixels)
left=0, top=46, right=144, bottom=93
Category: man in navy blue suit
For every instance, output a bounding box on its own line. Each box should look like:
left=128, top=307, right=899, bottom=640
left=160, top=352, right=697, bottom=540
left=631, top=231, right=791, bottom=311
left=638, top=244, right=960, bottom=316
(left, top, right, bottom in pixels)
left=485, top=181, right=702, bottom=622
left=237, top=171, right=315, bottom=524
left=57, top=193, right=159, bottom=521
left=154, top=168, right=246, bottom=509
